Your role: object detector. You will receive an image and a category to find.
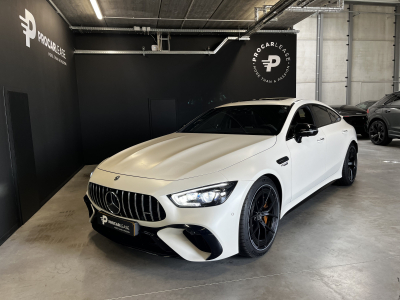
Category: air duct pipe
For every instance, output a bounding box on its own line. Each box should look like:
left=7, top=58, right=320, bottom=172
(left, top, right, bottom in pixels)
left=70, top=26, right=299, bottom=35
left=75, top=36, right=251, bottom=55
left=243, top=0, right=300, bottom=37
left=261, top=0, right=344, bottom=13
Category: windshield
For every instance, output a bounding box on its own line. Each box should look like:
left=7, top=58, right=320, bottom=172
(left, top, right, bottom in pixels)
left=180, top=105, right=291, bottom=135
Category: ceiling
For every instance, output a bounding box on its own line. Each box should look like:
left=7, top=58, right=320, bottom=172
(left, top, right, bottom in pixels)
left=51, top=0, right=337, bottom=30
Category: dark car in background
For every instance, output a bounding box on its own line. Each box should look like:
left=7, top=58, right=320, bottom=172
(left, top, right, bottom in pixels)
left=331, top=105, right=369, bottom=137
left=355, top=101, right=377, bottom=111
left=367, top=92, right=400, bottom=145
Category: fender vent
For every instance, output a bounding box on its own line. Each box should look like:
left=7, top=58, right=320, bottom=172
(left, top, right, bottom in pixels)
left=88, top=183, right=166, bottom=222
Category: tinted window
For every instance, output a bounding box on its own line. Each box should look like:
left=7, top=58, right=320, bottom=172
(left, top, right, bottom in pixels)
left=384, top=94, right=400, bottom=105
left=287, top=106, right=314, bottom=139
left=387, top=99, right=400, bottom=106
left=312, top=105, right=332, bottom=128
left=181, top=105, right=290, bottom=135
left=327, top=108, right=341, bottom=123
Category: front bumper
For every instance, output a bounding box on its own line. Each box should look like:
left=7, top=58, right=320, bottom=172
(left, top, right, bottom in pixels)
left=84, top=195, right=223, bottom=260
left=85, top=169, right=253, bottom=261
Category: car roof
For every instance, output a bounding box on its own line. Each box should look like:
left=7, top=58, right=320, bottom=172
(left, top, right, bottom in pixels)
left=218, top=98, right=318, bottom=108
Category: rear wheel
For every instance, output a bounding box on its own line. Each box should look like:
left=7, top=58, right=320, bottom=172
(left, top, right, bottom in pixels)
left=239, top=177, right=280, bottom=258
left=369, top=120, right=392, bottom=145
left=336, top=144, right=357, bottom=186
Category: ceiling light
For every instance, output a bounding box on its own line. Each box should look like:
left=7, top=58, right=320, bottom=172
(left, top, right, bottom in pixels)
left=90, top=0, right=103, bottom=19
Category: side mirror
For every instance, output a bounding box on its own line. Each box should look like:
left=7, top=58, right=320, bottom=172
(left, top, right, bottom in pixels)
left=294, top=123, right=318, bottom=143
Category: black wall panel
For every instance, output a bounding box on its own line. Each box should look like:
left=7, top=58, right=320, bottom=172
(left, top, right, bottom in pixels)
left=0, top=0, right=82, bottom=241
left=75, top=34, right=297, bottom=164
left=5, top=91, right=39, bottom=224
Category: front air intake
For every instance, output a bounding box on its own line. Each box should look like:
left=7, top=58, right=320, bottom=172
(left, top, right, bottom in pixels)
left=88, top=182, right=166, bottom=222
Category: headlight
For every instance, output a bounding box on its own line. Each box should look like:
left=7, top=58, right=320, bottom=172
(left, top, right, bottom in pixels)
left=168, top=182, right=237, bottom=208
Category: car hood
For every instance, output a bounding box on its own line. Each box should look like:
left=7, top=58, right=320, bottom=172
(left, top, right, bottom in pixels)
left=98, top=133, right=276, bottom=181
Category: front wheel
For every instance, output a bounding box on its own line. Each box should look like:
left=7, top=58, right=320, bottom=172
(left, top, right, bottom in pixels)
left=369, top=120, right=392, bottom=145
left=239, top=177, right=280, bottom=258
left=336, top=144, right=358, bottom=186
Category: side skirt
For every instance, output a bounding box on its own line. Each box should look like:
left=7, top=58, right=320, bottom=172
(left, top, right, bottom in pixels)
left=280, top=170, right=342, bottom=218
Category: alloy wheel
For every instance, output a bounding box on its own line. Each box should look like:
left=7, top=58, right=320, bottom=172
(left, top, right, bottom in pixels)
left=369, top=121, right=385, bottom=144
left=347, top=146, right=357, bottom=182
left=248, top=185, right=279, bottom=251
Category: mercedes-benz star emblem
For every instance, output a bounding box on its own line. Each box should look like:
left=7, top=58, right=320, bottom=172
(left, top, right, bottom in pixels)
left=114, top=176, right=120, bottom=181
left=105, top=191, right=121, bottom=214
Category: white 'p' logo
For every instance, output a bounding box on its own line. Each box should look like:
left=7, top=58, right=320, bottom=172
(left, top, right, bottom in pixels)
left=19, top=9, right=36, bottom=48
left=262, top=55, right=281, bottom=72
left=100, top=215, right=108, bottom=225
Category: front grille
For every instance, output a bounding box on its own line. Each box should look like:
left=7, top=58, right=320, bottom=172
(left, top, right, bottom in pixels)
left=88, top=183, right=166, bottom=222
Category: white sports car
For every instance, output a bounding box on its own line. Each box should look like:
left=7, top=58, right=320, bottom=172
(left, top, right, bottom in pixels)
left=84, top=98, right=358, bottom=262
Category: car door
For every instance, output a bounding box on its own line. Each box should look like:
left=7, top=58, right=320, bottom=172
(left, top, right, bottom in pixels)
left=286, top=105, right=326, bottom=202
left=384, top=97, right=400, bottom=136
left=312, top=105, right=346, bottom=178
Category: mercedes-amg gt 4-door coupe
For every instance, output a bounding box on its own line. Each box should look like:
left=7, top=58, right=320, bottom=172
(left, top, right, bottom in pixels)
left=84, top=98, right=358, bottom=262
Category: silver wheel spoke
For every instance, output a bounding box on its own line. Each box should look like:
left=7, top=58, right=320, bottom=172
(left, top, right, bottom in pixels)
left=259, top=211, right=278, bottom=218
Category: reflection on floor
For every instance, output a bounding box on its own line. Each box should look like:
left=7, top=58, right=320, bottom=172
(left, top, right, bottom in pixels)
left=0, top=139, right=399, bottom=299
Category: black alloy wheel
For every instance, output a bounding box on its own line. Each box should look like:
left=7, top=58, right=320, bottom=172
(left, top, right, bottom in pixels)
left=369, top=120, right=392, bottom=146
left=239, top=177, right=280, bottom=257
left=336, top=144, right=358, bottom=186
left=347, top=146, right=357, bottom=183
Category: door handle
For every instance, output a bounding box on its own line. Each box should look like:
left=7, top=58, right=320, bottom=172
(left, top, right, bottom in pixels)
left=342, top=129, right=348, bottom=134
left=317, top=138, right=325, bottom=142
left=276, top=156, right=289, bottom=165
left=385, top=109, right=391, bottom=113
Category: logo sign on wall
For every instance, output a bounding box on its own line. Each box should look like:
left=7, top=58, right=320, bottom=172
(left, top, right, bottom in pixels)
left=19, top=9, right=36, bottom=48
left=252, top=42, right=291, bottom=84
left=19, top=9, right=67, bottom=65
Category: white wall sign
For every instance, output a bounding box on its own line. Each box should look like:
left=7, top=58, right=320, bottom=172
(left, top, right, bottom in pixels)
left=252, top=42, right=291, bottom=84
left=19, top=9, right=67, bottom=65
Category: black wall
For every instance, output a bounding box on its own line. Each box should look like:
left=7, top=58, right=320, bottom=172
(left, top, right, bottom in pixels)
left=75, top=33, right=296, bottom=164
left=0, top=0, right=82, bottom=242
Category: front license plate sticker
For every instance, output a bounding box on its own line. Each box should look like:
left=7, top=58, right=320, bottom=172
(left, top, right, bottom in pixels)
left=97, top=213, right=138, bottom=236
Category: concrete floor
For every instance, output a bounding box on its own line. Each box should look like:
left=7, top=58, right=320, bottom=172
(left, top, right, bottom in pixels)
left=0, top=139, right=399, bottom=300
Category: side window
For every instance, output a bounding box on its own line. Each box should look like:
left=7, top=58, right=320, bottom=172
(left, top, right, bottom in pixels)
left=327, top=108, right=341, bottom=123
left=287, top=106, right=314, bottom=139
left=384, top=95, right=400, bottom=105
left=311, top=105, right=332, bottom=128
left=388, top=100, right=400, bottom=106
left=387, top=95, right=400, bottom=106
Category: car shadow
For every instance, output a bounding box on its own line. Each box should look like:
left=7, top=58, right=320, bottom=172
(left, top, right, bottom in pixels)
left=386, top=139, right=400, bottom=148
left=87, top=229, right=259, bottom=281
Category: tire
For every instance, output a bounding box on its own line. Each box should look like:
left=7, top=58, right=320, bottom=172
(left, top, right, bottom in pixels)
left=369, top=120, right=392, bottom=146
left=239, top=176, right=280, bottom=258
left=336, top=144, right=358, bottom=186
